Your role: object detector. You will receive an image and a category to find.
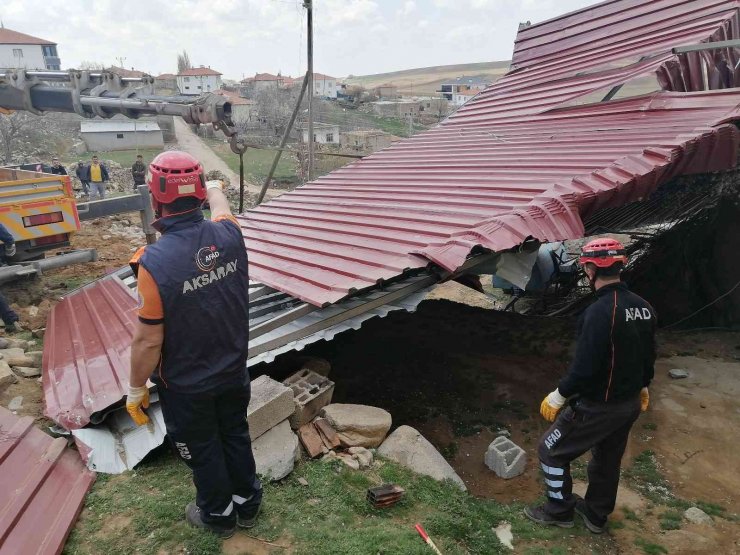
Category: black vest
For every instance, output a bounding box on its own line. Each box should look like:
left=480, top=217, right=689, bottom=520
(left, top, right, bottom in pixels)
left=133, top=210, right=250, bottom=393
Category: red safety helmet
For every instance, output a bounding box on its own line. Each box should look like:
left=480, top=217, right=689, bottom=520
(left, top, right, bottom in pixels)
left=147, top=151, right=206, bottom=208
left=578, top=238, right=628, bottom=268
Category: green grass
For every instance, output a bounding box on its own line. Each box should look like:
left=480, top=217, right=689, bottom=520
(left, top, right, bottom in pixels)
left=359, top=113, right=427, bottom=137
left=642, top=422, right=658, bottom=431
left=634, top=537, right=668, bottom=554
left=64, top=452, right=606, bottom=555
left=623, top=450, right=677, bottom=505
left=659, top=510, right=682, bottom=530
left=208, top=141, right=298, bottom=184
left=61, top=148, right=162, bottom=168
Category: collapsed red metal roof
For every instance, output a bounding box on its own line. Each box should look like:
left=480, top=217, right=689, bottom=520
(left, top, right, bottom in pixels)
left=43, top=277, right=138, bottom=429
left=238, top=0, right=740, bottom=306
left=0, top=407, right=95, bottom=554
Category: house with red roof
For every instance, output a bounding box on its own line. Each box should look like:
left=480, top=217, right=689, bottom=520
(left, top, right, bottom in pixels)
left=0, top=27, right=60, bottom=70
left=177, top=66, right=222, bottom=96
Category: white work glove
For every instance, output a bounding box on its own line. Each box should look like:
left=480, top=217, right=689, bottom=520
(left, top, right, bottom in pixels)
left=540, top=389, right=566, bottom=422
left=126, top=385, right=150, bottom=426
left=5, top=243, right=16, bottom=257
left=206, top=180, right=224, bottom=191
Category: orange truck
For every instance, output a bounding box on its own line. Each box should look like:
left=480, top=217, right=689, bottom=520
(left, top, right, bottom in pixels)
left=0, top=167, right=80, bottom=261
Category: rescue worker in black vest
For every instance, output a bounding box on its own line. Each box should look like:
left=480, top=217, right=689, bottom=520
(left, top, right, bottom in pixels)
left=125, top=150, right=261, bottom=538
left=525, top=238, right=655, bottom=533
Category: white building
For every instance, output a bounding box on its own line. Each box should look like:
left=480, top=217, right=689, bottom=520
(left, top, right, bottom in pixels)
left=313, top=73, right=338, bottom=99
left=80, top=120, right=164, bottom=151
left=0, top=27, right=60, bottom=70
left=298, top=123, right=340, bottom=144
left=213, top=89, right=256, bottom=125
left=438, top=76, right=491, bottom=106
left=177, top=66, right=223, bottom=96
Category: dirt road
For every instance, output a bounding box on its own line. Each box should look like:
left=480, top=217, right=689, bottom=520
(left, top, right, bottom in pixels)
left=173, top=118, right=277, bottom=200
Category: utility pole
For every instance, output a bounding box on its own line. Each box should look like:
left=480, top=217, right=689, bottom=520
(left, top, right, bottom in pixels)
left=304, top=0, right=314, bottom=181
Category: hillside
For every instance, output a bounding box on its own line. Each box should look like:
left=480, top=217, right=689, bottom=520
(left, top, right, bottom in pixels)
left=344, top=60, right=510, bottom=95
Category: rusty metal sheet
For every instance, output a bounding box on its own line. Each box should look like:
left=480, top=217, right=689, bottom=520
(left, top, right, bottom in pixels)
left=0, top=407, right=95, bottom=555
left=43, top=276, right=139, bottom=430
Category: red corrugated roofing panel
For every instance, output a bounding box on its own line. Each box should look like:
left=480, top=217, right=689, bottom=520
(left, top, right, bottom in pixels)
left=0, top=407, right=95, bottom=554
left=43, top=277, right=138, bottom=430
left=236, top=0, right=740, bottom=306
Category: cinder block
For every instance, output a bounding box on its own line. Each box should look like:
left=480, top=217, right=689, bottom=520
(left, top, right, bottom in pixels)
left=484, top=436, right=527, bottom=479
left=283, top=369, right=335, bottom=429
left=247, top=375, right=295, bottom=441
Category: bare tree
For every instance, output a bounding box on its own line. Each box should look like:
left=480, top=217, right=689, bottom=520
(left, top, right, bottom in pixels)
left=78, top=60, right=106, bottom=70
left=253, top=88, right=303, bottom=138
left=177, top=51, right=192, bottom=74
left=0, top=112, right=38, bottom=164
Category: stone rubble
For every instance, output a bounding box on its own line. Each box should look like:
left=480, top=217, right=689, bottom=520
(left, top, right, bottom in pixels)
left=684, top=507, right=713, bottom=525
left=321, top=404, right=392, bottom=448
left=669, top=369, right=690, bottom=379
left=378, top=425, right=466, bottom=491
left=8, top=395, right=23, bottom=411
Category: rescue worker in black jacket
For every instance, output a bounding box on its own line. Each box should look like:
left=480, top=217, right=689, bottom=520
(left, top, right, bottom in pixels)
left=125, top=151, right=261, bottom=539
left=525, top=238, right=655, bottom=533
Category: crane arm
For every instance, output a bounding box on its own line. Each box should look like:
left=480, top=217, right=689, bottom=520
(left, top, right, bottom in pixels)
left=0, top=69, right=246, bottom=154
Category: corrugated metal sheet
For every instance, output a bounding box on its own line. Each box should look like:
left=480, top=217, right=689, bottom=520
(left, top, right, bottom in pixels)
left=43, top=270, right=441, bottom=430
left=238, top=0, right=740, bottom=307
left=43, top=276, right=138, bottom=430
left=0, top=407, right=95, bottom=554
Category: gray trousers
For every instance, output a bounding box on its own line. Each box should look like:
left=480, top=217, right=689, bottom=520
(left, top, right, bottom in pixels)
left=89, top=181, right=107, bottom=200
left=538, top=395, right=641, bottom=525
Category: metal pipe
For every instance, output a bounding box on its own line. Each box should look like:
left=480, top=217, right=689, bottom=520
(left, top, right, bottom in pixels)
left=30, top=249, right=98, bottom=273
left=672, top=39, right=740, bottom=54
left=256, top=71, right=310, bottom=205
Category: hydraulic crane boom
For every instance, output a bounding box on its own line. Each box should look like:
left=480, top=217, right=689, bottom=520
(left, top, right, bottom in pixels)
left=0, top=69, right=247, bottom=154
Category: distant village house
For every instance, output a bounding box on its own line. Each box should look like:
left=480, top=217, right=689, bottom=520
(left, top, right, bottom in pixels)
left=177, top=66, right=222, bottom=96
left=374, top=84, right=399, bottom=100
left=298, top=122, right=340, bottom=144
left=372, top=100, right=420, bottom=118
left=0, top=27, right=60, bottom=70
left=80, top=120, right=164, bottom=151
left=213, top=89, right=256, bottom=125
left=438, top=76, right=491, bottom=106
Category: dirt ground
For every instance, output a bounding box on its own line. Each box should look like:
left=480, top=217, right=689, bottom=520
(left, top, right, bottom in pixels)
left=2, top=225, right=739, bottom=554
left=296, top=281, right=740, bottom=554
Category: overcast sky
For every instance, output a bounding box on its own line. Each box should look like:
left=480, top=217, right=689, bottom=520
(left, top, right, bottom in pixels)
left=3, top=0, right=596, bottom=80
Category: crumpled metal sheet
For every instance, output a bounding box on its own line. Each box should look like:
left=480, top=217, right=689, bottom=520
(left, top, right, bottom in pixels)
left=72, top=396, right=166, bottom=475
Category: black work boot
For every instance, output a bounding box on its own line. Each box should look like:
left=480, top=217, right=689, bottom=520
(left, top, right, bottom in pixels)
left=575, top=498, right=607, bottom=534
left=236, top=495, right=263, bottom=529
left=185, top=502, right=236, bottom=539
left=524, top=505, right=574, bottom=528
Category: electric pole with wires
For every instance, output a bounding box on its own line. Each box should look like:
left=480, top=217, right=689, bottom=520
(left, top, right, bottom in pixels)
left=304, top=0, right=314, bottom=181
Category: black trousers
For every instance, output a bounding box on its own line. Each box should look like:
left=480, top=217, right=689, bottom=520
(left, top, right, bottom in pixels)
left=0, top=291, right=18, bottom=326
left=158, top=382, right=262, bottom=525
left=538, top=394, right=641, bottom=525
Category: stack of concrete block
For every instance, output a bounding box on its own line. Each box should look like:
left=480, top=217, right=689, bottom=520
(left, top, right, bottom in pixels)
left=283, top=369, right=335, bottom=429
left=484, top=436, right=527, bottom=479
left=247, top=375, right=300, bottom=481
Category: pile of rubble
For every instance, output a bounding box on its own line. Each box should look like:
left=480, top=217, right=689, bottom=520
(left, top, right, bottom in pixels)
left=249, top=366, right=472, bottom=490
left=0, top=336, right=43, bottom=410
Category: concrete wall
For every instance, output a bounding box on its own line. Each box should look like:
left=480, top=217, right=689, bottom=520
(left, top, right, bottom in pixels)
left=340, top=132, right=393, bottom=152
left=372, top=101, right=420, bottom=118
left=81, top=130, right=164, bottom=151
left=0, top=44, right=46, bottom=70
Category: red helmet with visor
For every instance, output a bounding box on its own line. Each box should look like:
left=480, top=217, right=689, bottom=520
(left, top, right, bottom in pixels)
left=147, top=151, right=206, bottom=208
left=578, top=238, right=628, bottom=268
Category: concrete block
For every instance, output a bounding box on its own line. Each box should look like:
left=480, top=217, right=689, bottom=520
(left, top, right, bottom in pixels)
left=13, top=366, right=41, bottom=378
left=247, top=375, right=295, bottom=441
left=485, top=436, right=527, bottom=479
left=283, top=369, right=335, bottom=429
left=252, top=420, right=300, bottom=481
left=321, top=404, right=391, bottom=448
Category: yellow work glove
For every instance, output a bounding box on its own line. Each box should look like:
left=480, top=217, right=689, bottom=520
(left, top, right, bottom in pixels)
left=540, top=389, right=566, bottom=422
left=640, top=387, right=649, bottom=412
left=126, top=385, right=150, bottom=426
